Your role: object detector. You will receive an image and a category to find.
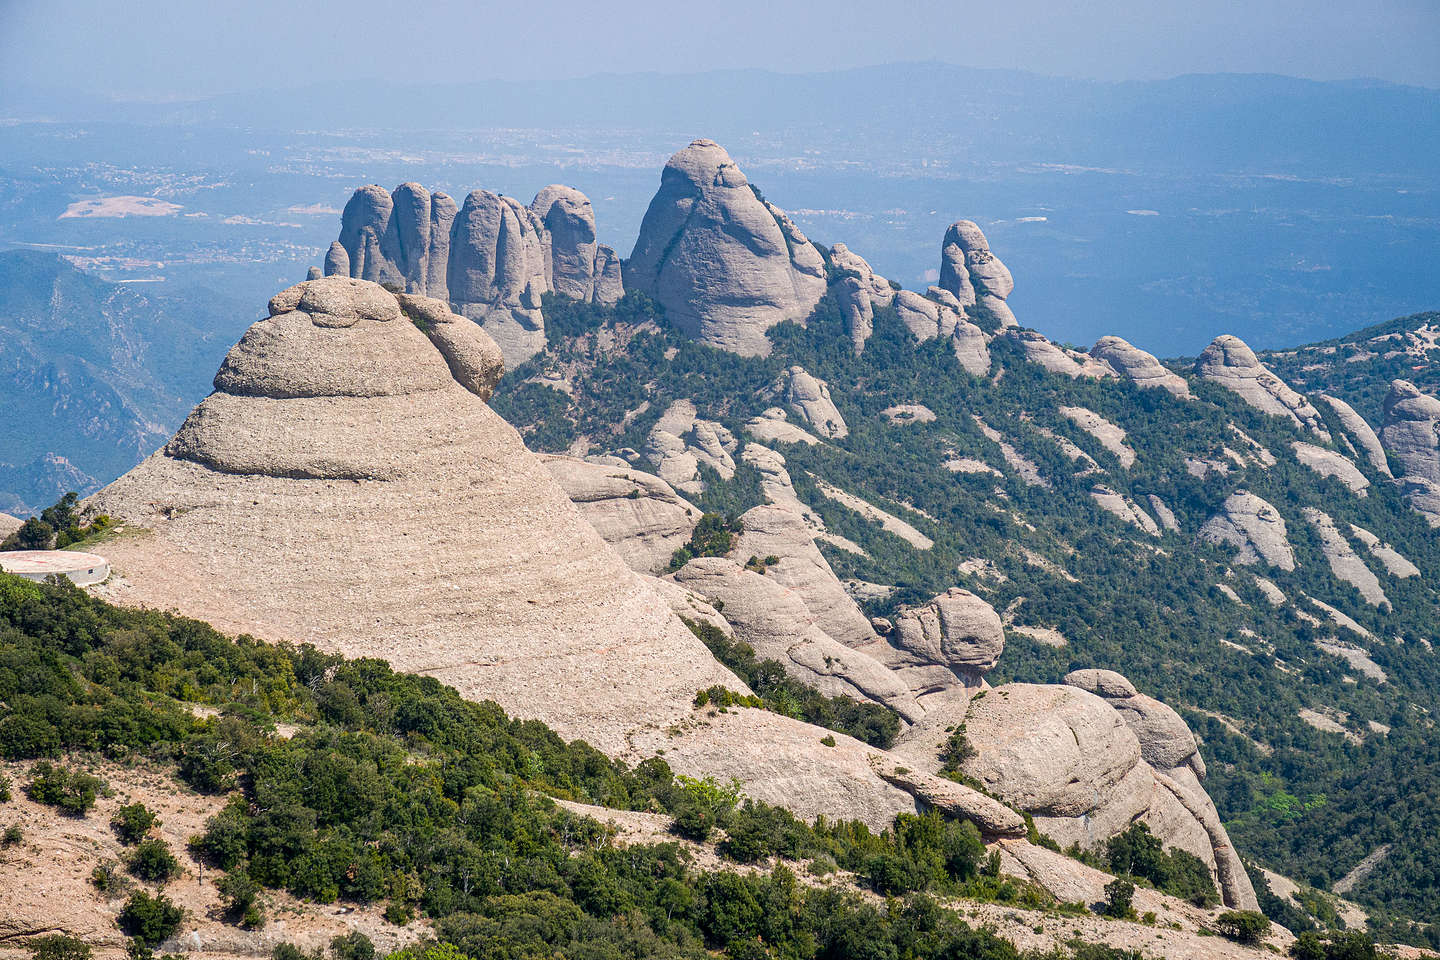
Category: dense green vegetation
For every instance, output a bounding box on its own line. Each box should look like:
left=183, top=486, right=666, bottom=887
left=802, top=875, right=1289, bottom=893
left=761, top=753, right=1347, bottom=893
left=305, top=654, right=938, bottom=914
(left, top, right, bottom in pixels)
left=491, top=280, right=1440, bottom=940
left=0, top=492, right=112, bottom=551
left=1, top=572, right=1169, bottom=959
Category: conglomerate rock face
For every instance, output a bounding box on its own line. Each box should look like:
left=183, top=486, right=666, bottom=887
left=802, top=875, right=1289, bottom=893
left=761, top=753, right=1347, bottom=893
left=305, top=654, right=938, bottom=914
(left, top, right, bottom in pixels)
left=1090, top=336, right=1191, bottom=398
left=625, top=139, right=827, bottom=356
left=328, top=181, right=622, bottom=368
left=1381, top=380, right=1440, bottom=525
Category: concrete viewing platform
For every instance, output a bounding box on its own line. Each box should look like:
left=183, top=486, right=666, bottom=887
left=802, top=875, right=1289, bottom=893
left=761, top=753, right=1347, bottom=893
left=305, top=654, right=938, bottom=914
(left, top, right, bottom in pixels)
left=0, top=550, right=111, bottom=586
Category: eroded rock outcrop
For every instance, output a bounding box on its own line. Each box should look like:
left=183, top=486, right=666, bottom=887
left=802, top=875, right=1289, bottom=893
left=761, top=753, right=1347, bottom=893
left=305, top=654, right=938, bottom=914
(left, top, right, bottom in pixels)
left=530, top=185, right=624, bottom=305
left=328, top=181, right=624, bottom=368
left=1292, top=442, right=1369, bottom=496
left=626, top=139, right=825, bottom=356
left=1380, top=380, right=1440, bottom=526
left=1195, top=335, right=1329, bottom=438
left=1318, top=394, right=1391, bottom=477
left=1303, top=507, right=1388, bottom=609
left=884, top=587, right=1005, bottom=688
left=672, top=557, right=923, bottom=722
left=644, top=400, right=737, bottom=494
left=90, top=276, right=943, bottom=829
left=937, top=220, right=1017, bottom=329
left=1090, top=485, right=1161, bottom=536
left=1061, top=406, right=1135, bottom=467
left=1090, top=336, right=1191, bottom=398
left=730, top=504, right=877, bottom=649
left=772, top=366, right=848, bottom=438
left=1011, top=331, right=1117, bottom=380
left=541, top=455, right=700, bottom=575
left=1199, top=491, right=1296, bottom=571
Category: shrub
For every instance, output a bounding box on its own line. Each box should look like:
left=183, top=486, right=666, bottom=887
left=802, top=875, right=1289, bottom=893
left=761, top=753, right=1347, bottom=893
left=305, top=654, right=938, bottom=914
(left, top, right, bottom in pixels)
left=0, top=773, right=11, bottom=801
left=128, top=838, right=180, bottom=884
left=112, top=803, right=159, bottom=845
left=1103, top=877, right=1136, bottom=919
left=217, top=868, right=262, bottom=925
left=25, top=762, right=104, bottom=816
left=2, top=824, right=21, bottom=846
left=1216, top=910, right=1271, bottom=944
left=330, top=932, right=374, bottom=960
left=117, top=891, right=184, bottom=946
left=27, top=935, right=92, bottom=960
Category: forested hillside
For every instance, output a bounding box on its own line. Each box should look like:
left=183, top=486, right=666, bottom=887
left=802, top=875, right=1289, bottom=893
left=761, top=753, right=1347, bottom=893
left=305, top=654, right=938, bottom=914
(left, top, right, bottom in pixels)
left=491, top=287, right=1440, bottom=944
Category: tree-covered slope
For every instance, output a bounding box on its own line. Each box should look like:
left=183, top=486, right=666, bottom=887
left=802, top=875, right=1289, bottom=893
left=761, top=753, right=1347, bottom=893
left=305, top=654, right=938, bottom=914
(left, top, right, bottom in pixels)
left=491, top=288, right=1440, bottom=942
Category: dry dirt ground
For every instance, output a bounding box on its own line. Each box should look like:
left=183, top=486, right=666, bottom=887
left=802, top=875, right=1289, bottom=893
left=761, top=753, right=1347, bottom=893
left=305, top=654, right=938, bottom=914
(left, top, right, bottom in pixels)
left=0, top=757, right=424, bottom=960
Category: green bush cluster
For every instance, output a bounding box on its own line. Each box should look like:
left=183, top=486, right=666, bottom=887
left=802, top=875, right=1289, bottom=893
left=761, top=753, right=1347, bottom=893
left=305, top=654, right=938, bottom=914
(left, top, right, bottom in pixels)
left=1105, top=823, right=1217, bottom=907
left=24, top=761, right=104, bottom=816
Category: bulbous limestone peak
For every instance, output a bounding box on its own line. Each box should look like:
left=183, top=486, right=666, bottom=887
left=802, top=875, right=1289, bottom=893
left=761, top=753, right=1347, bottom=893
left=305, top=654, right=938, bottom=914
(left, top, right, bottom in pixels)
left=625, top=139, right=826, bottom=356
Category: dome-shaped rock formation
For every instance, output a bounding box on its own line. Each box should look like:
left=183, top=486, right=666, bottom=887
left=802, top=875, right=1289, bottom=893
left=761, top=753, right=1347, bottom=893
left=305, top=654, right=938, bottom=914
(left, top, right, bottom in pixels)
left=937, top=220, right=1017, bottom=329
left=529, top=184, right=624, bottom=305
left=886, top=587, right=1005, bottom=687
left=1195, top=335, right=1329, bottom=438
left=1318, top=394, right=1391, bottom=477
left=625, top=139, right=826, bottom=356
left=1090, top=336, right=1190, bottom=398
left=88, top=276, right=943, bottom=828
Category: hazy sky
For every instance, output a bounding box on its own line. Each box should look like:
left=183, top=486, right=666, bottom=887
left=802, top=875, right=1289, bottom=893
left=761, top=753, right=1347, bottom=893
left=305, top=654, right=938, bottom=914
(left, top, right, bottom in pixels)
left=3, top=0, right=1438, bottom=97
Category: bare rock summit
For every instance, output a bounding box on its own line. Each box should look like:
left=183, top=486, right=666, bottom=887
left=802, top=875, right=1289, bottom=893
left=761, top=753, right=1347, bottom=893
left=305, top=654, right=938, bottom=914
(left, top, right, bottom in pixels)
left=625, top=139, right=826, bottom=356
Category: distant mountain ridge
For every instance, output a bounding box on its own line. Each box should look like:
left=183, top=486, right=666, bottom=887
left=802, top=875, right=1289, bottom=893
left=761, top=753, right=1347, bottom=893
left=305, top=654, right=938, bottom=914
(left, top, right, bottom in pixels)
left=0, top=250, right=243, bottom=512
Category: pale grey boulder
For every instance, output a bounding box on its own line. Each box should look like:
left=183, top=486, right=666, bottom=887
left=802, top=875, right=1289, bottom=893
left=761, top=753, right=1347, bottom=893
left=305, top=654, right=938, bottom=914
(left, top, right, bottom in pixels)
left=1012, top=331, right=1117, bottom=379
left=1381, top=380, right=1440, bottom=525
left=839, top=276, right=874, bottom=354
left=776, top=365, right=848, bottom=438
left=1381, top=379, right=1440, bottom=483
left=338, top=185, right=402, bottom=288
left=1063, top=669, right=1202, bottom=774
left=894, top=289, right=955, bottom=341
left=1199, top=490, right=1296, bottom=571
left=323, top=241, right=350, bottom=278
left=1292, top=442, right=1370, bottom=496
left=541, top=455, right=701, bottom=575
left=592, top=245, right=624, bottom=305
left=1195, top=335, right=1330, bottom=438
left=531, top=184, right=599, bottom=300
left=1090, top=336, right=1191, bottom=398
left=938, top=220, right=1017, bottom=329
left=306, top=265, right=322, bottom=280
left=626, top=139, right=826, bottom=356
left=887, top=587, right=1005, bottom=683
left=672, top=557, right=924, bottom=722
left=531, top=184, right=627, bottom=305
left=828, top=241, right=895, bottom=308
left=1318, top=394, right=1391, bottom=477
left=395, top=293, right=505, bottom=401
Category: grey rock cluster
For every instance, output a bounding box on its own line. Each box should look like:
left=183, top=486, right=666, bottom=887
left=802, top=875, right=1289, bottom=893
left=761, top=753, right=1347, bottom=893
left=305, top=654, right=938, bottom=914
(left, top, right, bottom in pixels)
left=829, top=242, right=895, bottom=354
left=1381, top=379, right=1440, bottom=525
left=1194, top=335, right=1330, bottom=438
left=773, top=366, right=848, bottom=438
left=626, top=139, right=826, bottom=356
left=326, top=181, right=622, bottom=368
